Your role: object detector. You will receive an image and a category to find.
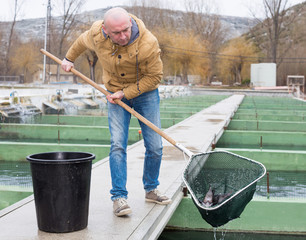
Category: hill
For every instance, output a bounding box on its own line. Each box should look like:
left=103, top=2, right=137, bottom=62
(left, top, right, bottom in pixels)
left=0, top=6, right=257, bottom=43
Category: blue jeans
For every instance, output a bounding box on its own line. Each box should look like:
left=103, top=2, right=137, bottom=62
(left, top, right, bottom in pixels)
left=107, top=89, right=163, bottom=201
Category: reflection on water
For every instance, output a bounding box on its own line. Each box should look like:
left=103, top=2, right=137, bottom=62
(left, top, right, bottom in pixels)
left=0, top=161, right=33, bottom=210
left=0, top=161, right=32, bottom=189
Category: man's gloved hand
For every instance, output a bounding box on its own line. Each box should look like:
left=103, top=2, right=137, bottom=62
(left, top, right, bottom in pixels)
left=61, top=58, right=74, bottom=72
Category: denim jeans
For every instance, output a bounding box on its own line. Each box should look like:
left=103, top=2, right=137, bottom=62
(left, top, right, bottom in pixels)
left=107, top=89, right=163, bottom=201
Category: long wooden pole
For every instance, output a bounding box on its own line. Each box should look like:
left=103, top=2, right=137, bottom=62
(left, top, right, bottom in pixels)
left=40, top=49, right=185, bottom=150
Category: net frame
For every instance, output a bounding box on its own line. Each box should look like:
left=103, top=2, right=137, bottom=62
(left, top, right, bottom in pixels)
left=182, top=150, right=266, bottom=227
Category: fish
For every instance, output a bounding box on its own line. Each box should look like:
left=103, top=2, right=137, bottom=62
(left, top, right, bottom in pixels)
left=213, top=192, right=232, bottom=205
left=201, top=185, right=232, bottom=207
left=202, top=186, right=214, bottom=207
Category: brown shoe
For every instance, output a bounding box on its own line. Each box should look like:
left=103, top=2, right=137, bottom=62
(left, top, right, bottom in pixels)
left=113, top=198, right=132, bottom=216
left=145, top=189, right=172, bottom=205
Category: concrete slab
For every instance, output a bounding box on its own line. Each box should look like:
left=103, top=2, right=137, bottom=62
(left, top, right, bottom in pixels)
left=0, top=94, right=244, bottom=240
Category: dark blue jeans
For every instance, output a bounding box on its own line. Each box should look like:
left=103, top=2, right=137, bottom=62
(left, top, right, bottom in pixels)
left=107, top=89, right=163, bottom=200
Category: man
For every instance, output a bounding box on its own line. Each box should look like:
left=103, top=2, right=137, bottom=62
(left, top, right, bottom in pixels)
left=61, top=7, right=171, bottom=217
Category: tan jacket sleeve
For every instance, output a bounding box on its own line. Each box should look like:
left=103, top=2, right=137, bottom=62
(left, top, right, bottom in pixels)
left=65, top=24, right=98, bottom=62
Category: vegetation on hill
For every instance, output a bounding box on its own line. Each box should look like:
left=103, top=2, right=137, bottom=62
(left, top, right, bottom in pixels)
left=0, top=0, right=305, bottom=86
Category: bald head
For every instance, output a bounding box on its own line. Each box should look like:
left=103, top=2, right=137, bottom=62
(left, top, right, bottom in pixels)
left=102, top=7, right=132, bottom=46
left=104, top=7, right=130, bottom=29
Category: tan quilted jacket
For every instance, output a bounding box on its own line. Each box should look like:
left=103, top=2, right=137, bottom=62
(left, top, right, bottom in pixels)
left=65, top=14, right=163, bottom=99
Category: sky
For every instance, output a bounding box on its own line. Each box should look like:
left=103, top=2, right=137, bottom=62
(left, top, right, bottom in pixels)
left=0, top=0, right=305, bottom=21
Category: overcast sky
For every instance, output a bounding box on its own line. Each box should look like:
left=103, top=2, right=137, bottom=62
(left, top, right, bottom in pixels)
left=0, top=0, right=305, bottom=21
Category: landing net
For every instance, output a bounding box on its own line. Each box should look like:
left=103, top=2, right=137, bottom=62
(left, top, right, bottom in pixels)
left=183, top=150, right=266, bottom=227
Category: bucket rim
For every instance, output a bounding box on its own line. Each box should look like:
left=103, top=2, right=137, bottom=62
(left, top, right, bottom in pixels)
left=26, top=151, right=95, bottom=163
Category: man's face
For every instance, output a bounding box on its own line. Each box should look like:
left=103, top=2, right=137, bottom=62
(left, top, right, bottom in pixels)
left=103, top=17, right=132, bottom=46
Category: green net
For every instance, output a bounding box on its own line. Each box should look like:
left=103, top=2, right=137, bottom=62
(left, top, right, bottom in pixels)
left=183, top=151, right=266, bottom=227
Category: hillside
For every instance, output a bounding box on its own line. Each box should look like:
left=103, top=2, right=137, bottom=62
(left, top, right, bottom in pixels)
left=0, top=6, right=257, bottom=43
left=244, top=1, right=306, bottom=65
left=245, top=2, right=306, bottom=45
left=0, top=4, right=304, bottom=85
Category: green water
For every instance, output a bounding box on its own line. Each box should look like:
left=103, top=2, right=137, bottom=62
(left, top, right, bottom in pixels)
left=0, top=191, right=32, bottom=210
left=0, top=161, right=32, bottom=188
left=1, top=166, right=305, bottom=211
left=159, top=95, right=306, bottom=238
left=0, top=161, right=33, bottom=210
left=0, top=138, right=112, bottom=145
left=255, top=171, right=306, bottom=199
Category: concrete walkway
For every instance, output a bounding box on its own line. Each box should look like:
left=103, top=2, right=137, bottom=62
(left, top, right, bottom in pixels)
left=0, top=94, right=244, bottom=240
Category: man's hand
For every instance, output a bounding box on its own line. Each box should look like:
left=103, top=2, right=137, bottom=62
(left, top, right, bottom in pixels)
left=61, top=58, right=74, bottom=72
left=106, top=90, right=125, bottom=104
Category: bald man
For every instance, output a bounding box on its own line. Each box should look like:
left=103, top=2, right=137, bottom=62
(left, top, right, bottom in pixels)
left=61, top=7, right=171, bottom=217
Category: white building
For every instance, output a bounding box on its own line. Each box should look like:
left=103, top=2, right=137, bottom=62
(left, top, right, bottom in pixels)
left=33, top=64, right=77, bottom=83
left=251, top=63, right=276, bottom=87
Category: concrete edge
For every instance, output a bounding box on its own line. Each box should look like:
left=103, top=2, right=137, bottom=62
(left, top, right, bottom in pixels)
left=253, top=196, right=306, bottom=203
left=147, top=191, right=184, bottom=240
left=128, top=175, right=184, bottom=240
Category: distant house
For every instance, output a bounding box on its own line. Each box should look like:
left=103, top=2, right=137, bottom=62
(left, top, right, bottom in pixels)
left=187, top=75, right=201, bottom=85
left=164, top=75, right=183, bottom=85
left=33, top=64, right=78, bottom=83
left=164, top=75, right=201, bottom=85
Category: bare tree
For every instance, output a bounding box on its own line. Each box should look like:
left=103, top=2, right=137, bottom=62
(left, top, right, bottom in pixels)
left=249, top=0, right=304, bottom=65
left=247, top=1, right=306, bottom=85
left=183, top=0, right=228, bottom=82
left=85, top=50, right=98, bottom=82
left=0, top=28, right=5, bottom=74
left=128, top=0, right=171, bottom=29
left=11, top=42, right=41, bottom=83
left=52, top=0, right=86, bottom=81
left=219, top=37, right=259, bottom=85
left=4, top=0, right=25, bottom=75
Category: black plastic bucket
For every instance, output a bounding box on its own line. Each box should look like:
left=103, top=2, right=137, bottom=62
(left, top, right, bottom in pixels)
left=27, top=152, right=95, bottom=233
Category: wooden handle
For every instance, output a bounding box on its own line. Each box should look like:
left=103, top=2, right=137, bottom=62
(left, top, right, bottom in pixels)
left=40, top=49, right=177, bottom=146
